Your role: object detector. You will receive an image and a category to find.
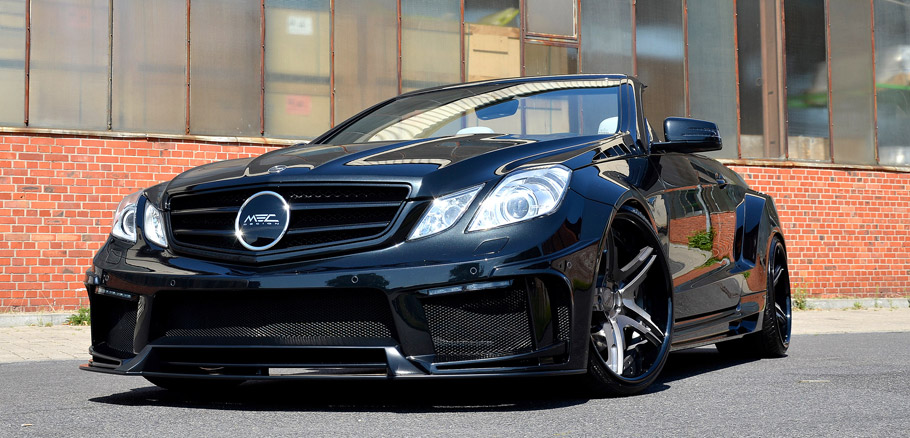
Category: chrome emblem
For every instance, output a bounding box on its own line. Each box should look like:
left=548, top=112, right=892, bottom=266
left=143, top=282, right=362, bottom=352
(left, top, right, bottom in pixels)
left=268, top=165, right=288, bottom=174
left=234, top=191, right=290, bottom=251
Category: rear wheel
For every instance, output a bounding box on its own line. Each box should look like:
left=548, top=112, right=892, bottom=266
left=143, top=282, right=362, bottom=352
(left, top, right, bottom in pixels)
left=716, top=236, right=791, bottom=357
left=586, top=209, right=673, bottom=397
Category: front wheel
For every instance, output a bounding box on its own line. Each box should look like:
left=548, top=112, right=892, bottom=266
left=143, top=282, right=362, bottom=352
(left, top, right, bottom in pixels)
left=586, top=209, right=673, bottom=397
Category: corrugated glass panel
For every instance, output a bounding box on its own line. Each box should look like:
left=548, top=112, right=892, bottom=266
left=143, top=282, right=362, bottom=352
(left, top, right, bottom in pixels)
left=264, top=0, right=330, bottom=139
left=29, top=0, right=108, bottom=130
left=580, top=0, right=632, bottom=75
left=464, top=0, right=520, bottom=82
left=829, top=0, right=874, bottom=165
left=874, top=0, right=910, bottom=166
left=524, top=43, right=577, bottom=76
left=527, top=0, right=575, bottom=37
left=737, top=0, right=765, bottom=158
left=784, top=0, right=830, bottom=161
left=0, top=0, right=25, bottom=125
left=687, top=0, right=737, bottom=159
left=636, top=0, right=685, bottom=141
left=189, top=0, right=260, bottom=136
left=333, top=0, right=398, bottom=123
left=112, top=0, right=185, bottom=134
left=401, top=0, right=461, bottom=92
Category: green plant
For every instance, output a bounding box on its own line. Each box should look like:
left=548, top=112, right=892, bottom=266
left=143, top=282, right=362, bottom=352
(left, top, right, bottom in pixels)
left=66, top=308, right=91, bottom=326
left=687, top=228, right=715, bottom=252
left=793, top=288, right=808, bottom=311
left=852, top=301, right=864, bottom=310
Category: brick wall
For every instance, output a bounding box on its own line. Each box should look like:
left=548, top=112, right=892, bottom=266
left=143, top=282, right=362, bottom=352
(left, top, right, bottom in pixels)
left=0, top=134, right=280, bottom=312
left=0, top=134, right=908, bottom=312
left=728, top=165, right=910, bottom=299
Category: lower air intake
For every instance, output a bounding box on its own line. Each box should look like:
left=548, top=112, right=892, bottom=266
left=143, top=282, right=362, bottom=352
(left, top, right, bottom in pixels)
left=422, top=287, right=534, bottom=363
left=150, top=289, right=396, bottom=346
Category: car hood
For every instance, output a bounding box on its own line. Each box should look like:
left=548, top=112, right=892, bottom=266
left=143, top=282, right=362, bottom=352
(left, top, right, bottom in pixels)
left=154, top=133, right=631, bottom=203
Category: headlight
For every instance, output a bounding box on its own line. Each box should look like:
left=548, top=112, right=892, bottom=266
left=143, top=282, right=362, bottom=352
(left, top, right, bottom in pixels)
left=111, top=191, right=141, bottom=243
left=468, top=165, right=571, bottom=231
left=408, top=185, right=483, bottom=240
left=144, top=203, right=168, bottom=248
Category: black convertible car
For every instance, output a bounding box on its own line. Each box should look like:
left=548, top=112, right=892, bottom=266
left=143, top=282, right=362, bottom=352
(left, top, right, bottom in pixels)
left=82, top=74, right=791, bottom=396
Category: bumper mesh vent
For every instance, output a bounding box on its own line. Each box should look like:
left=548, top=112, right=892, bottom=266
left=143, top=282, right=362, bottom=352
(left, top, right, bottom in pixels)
left=90, top=294, right=138, bottom=359
left=150, top=289, right=396, bottom=346
left=422, top=287, right=533, bottom=363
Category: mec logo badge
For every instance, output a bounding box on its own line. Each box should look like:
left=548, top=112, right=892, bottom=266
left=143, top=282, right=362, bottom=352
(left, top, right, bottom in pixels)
left=243, top=213, right=281, bottom=226
left=235, top=191, right=290, bottom=251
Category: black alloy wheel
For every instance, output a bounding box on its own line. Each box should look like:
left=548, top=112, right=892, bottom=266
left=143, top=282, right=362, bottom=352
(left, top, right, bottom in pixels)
left=587, top=208, right=673, bottom=396
left=716, top=236, right=791, bottom=357
left=761, top=237, right=791, bottom=356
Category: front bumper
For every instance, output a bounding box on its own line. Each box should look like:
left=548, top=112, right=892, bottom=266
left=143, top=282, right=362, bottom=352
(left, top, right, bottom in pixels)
left=81, top=194, right=611, bottom=380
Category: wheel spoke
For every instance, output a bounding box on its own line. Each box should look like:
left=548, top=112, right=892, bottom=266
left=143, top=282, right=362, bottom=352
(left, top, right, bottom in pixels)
left=592, top=320, right=625, bottom=375
left=618, top=246, right=655, bottom=284
left=616, top=313, right=663, bottom=348
left=775, top=302, right=788, bottom=328
left=618, top=252, right=656, bottom=301
left=772, top=264, right=783, bottom=287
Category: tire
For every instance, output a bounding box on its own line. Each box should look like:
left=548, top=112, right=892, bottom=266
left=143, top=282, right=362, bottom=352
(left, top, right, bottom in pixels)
left=144, top=376, right=245, bottom=392
left=586, top=208, right=673, bottom=397
left=716, top=236, right=792, bottom=357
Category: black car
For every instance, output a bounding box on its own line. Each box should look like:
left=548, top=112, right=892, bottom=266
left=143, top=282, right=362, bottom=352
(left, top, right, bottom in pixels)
left=81, top=74, right=791, bottom=396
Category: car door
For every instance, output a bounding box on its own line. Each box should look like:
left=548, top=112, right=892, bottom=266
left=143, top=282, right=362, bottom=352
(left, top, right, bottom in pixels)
left=650, top=152, right=741, bottom=320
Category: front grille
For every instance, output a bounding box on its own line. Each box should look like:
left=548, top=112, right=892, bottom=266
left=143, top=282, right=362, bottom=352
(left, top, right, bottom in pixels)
left=150, top=289, right=396, bottom=346
left=422, top=287, right=534, bottom=363
left=90, top=293, right=138, bottom=359
left=167, top=184, right=410, bottom=257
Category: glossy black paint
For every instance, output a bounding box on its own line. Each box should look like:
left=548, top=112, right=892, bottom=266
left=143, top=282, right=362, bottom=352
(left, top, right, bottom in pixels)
left=81, top=74, right=786, bottom=382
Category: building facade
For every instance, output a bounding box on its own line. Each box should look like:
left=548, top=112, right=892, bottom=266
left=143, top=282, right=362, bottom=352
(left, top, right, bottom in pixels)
left=1, top=0, right=908, bottom=312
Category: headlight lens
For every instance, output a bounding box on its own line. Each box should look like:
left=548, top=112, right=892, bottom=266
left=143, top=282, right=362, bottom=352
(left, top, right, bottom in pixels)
left=468, top=165, right=571, bottom=231
left=409, top=185, right=483, bottom=240
left=111, top=191, right=141, bottom=243
left=144, top=203, right=168, bottom=248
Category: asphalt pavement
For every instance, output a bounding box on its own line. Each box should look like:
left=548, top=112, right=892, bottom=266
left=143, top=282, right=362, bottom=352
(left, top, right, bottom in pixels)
left=0, top=309, right=908, bottom=437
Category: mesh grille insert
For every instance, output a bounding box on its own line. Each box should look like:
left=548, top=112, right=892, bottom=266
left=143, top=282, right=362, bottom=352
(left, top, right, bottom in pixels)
left=422, top=287, right=533, bottom=363
left=150, top=289, right=396, bottom=346
left=167, top=184, right=410, bottom=258
left=90, top=294, right=138, bottom=359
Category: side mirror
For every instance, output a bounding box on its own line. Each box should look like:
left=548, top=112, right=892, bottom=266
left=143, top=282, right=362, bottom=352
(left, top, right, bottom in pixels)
left=651, top=117, right=722, bottom=153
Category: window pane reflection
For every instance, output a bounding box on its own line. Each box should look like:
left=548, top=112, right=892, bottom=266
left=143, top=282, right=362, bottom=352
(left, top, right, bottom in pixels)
left=687, top=0, right=737, bottom=159
left=829, top=0, right=875, bottom=165
left=189, top=0, right=261, bottom=136
left=580, top=0, right=632, bottom=75
left=465, top=0, right=520, bottom=82
left=784, top=0, right=830, bottom=161
left=636, top=0, right=685, bottom=140
left=29, top=0, right=108, bottom=130
left=401, top=0, right=461, bottom=92
left=0, top=0, right=25, bottom=125
left=333, top=0, right=398, bottom=123
left=527, top=0, right=575, bottom=37
left=112, top=0, right=185, bottom=134
left=874, top=0, right=910, bottom=166
left=524, top=43, right=577, bottom=76
left=265, top=0, right=330, bottom=139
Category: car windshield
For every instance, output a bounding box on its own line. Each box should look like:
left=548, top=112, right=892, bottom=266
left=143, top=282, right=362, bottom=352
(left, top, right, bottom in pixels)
left=321, top=79, right=624, bottom=145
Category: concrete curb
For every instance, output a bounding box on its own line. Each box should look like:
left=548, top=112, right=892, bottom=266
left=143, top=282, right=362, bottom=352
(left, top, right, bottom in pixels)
left=0, top=313, right=72, bottom=328
left=806, top=298, right=910, bottom=310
